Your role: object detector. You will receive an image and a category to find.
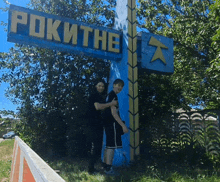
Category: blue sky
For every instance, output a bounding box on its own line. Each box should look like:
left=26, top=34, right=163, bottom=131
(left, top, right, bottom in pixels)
left=0, top=0, right=30, bottom=113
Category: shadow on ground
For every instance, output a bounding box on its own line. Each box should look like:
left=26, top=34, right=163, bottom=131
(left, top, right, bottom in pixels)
left=45, top=154, right=220, bottom=182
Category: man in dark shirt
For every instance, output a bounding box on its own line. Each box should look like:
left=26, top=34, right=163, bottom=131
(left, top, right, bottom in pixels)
left=102, top=79, right=129, bottom=175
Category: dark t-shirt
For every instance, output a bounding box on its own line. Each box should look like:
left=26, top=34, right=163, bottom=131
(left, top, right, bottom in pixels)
left=103, top=90, right=120, bottom=125
left=88, top=92, right=106, bottom=127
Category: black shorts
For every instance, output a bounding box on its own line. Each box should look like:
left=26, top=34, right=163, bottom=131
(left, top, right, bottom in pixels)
left=105, top=122, right=123, bottom=149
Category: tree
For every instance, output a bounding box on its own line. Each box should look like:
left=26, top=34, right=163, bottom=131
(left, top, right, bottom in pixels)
left=136, top=0, right=220, bottom=158
left=0, top=0, right=115, bottom=157
left=205, top=0, right=220, bottom=109
left=137, top=0, right=218, bottom=109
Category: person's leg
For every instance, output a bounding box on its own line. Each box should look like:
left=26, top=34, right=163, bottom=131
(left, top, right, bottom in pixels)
left=103, top=148, right=114, bottom=171
left=88, top=140, right=96, bottom=172
left=103, top=148, right=114, bottom=165
left=104, top=122, right=123, bottom=174
left=103, top=123, right=116, bottom=172
left=88, top=127, right=103, bottom=173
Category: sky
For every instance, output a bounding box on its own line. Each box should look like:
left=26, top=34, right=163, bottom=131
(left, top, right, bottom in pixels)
left=0, top=0, right=30, bottom=113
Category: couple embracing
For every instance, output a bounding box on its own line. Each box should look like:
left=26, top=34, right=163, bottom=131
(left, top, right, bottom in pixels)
left=87, top=79, right=129, bottom=175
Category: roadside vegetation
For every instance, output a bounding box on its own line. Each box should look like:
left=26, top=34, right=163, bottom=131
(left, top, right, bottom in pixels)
left=1, top=139, right=220, bottom=181
left=46, top=155, right=220, bottom=182
left=0, top=139, right=14, bottom=182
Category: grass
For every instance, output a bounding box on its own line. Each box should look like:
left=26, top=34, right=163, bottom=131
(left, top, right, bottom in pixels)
left=46, top=155, right=220, bottom=182
left=0, top=139, right=14, bottom=182
left=2, top=139, right=220, bottom=182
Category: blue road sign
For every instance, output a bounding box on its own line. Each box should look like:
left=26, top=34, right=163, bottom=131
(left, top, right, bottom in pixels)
left=7, top=5, right=123, bottom=60
left=138, top=32, right=174, bottom=74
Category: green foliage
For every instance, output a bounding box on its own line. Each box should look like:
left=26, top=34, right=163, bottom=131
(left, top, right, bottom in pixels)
left=0, top=0, right=114, bottom=157
left=138, top=73, right=185, bottom=122
left=204, top=0, right=220, bottom=109
left=137, top=0, right=218, bottom=108
left=0, top=139, right=14, bottom=182
left=136, top=0, right=220, bottom=169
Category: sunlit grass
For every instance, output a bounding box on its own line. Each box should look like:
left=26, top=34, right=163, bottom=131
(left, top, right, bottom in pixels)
left=46, top=156, right=220, bottom=182
left=0, top=139, right=14, bottom=182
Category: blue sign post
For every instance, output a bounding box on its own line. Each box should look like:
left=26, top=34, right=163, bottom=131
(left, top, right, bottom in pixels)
left=7, top=1, right=174, bottom=166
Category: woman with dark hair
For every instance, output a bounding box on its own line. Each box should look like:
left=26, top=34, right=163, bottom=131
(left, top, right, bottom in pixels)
left=87, top=80, right=117, bottom=174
